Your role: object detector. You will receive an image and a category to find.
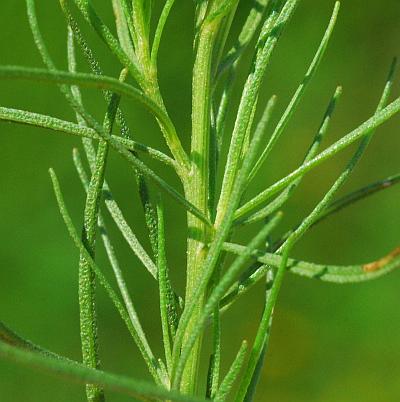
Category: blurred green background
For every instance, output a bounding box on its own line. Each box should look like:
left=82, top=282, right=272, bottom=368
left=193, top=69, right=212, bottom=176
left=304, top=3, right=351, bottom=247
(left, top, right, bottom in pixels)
left=1, top=1, right=400, bottom=401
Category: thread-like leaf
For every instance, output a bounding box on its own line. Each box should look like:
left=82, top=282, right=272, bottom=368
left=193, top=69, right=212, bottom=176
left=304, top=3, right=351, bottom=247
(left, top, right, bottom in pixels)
left=249, top=2, right=340, bottom=182
left=221, top=242, right=400, bottom=288
left=316, top=173, right=400, bottom=225
left=66, top=24, right=161, bottom=261
left=73, top=148, right=158, bottom=279
left=0, top=66, right=172, bottom=128
left=0, top=341, right=207, bottom=402
left=0, top=66, right=209, bottom=222
left=214, top=341, right=248, bottom=402
left=274, top=57, right=397, bottom=248
left=72, top=149, right=157, bottom=375
left=236, top=60, right=398, bottom=396
left=216, top=0, right=299, bottom=227
left=239, top=85, right=342, bottom=226
left=217, top=0, right=270, bottom=77
left=0, top=107, right=175, bottom=167
left=151, top=0, right=176, bottom=65
left=156, top=197, right=175, bottom=375
left=112, top=0, right=136, bottom=60
left=235, top=94, right=400, bottom=220
left=205, top=306, right=221, bottom=399
left=49, top=169, right=163, bottom=384
left=63, top=0, right=144, bottom=86
left=65, top=7, right=131, bottom=139
left=78, top=77, right=117, bottom=402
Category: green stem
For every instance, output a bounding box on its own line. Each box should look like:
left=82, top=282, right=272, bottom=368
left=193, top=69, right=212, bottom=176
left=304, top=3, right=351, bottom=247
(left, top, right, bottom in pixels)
left=180, top=18, right=219, bottom=395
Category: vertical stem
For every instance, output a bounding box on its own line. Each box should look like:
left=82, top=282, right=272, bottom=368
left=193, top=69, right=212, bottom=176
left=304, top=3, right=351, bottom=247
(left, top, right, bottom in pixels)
left=180, top=20, right=219, bottom=394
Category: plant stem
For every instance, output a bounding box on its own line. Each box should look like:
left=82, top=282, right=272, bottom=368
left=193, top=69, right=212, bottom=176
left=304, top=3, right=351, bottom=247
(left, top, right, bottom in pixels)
left=180, top=18, right=219, bottom=395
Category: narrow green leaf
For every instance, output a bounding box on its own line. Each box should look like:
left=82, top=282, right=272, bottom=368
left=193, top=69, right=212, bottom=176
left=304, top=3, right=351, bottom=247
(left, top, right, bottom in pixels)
left=275, top=57, right=397, bottom=248
left=62, top=0, right=144, bottom=86
left=242, top=328, right=269, bottom=402
left=66, top=25, right=161, bottom=261
left=316, top=172, right=400, bottom=225
left=211, top=1, right=239, bottom=80
left=205, top=307, right=221, bottom=399
left=0, top=66, right=170, bottom=128
left=73, top=148, right=158, bottom=279
left=0, top=322, right=72, bottom=362
left=235, top=94, right=400, bottom=220
left=215, top=68, right=234, bottom=157
left=0, top=107, right=175, bottom=167
left=216, top=0, right=299, bottom=228
left=206, top=0, right=239, bottom=23
left=72, top=148, right=158, bottom=385
left=247, top=94, right=278, bottom=167
left=239, top=85, right=342, bottom=226
left=78, top=68, right=124, bottom=402
left=49, top=169, right=164, bottom=384
left=236, top=60, right=398, bottom=395
left=213, top=0, right=272, bottom=153
left=65, top=7, right=131, bottom=139
left=0, top=66, right=204, bottom=220
left=248, top=2, right=340, bottom=182
left=221, top=242, right=400, bottom=289
left=0, top=342, right=207, bottom=402
left=112, top=0, right=135, bottom=60
left=151, top=0, right=176, bottom=65
left=235, top=246, right=291, bottom=402
left=214, top=341, right=248, bottom=402
left=156, top=197, right=174, bottom=375
left=78, top=105, right=109, bottom=402
left=217, top=0, right=270, bottom=77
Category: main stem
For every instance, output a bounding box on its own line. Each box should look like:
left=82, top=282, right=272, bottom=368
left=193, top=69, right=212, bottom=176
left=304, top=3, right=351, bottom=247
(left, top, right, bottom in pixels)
left=180, top=20, right=219, bottom=394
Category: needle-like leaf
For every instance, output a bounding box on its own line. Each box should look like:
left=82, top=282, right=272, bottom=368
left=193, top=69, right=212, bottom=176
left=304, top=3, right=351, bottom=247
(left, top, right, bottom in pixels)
left=236, top=58, right=397, bottom=397
left=235, top=94, right=400, bottom=220
left=239, top=85, right=342, bottom=226
left=0, top=322, right=72, bottom=362
left=0, top=107, right=176, bottom=168
left=0, top=341, right=207, bottom=402
left=72, top=148, right=156, bottom=368
left=61, top=0, right=144, bottom=86
left=156, top=197, right=175, bottom=375
left=248, top=2, right=340, bottom=183
left=112, top=0, right=135, bottom=61
left=217, top=0, right=270, bottom=78
left=214, top=341, right=248, bottom=402
left=73, top=148, right=158, bottom=279
left=151, top=0, right=176, bottom=66
left=316, top=172, right=400, bottom=225
left=216, top=0, right=299, bottom=227
left=49, top=169, right=164, bottom=384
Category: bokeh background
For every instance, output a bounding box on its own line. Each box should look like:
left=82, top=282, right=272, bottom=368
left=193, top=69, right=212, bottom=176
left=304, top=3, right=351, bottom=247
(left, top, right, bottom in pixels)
left=1, top=1, right=400, bottom=401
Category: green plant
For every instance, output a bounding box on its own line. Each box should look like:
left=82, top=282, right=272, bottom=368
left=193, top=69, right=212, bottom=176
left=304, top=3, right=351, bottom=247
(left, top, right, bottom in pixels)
left=0, top=0, right=399, bottom=401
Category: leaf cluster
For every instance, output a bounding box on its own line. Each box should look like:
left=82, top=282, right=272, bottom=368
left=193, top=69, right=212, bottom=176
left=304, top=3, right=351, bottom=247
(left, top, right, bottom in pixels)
left=0, top=1, right=399, bottom=401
